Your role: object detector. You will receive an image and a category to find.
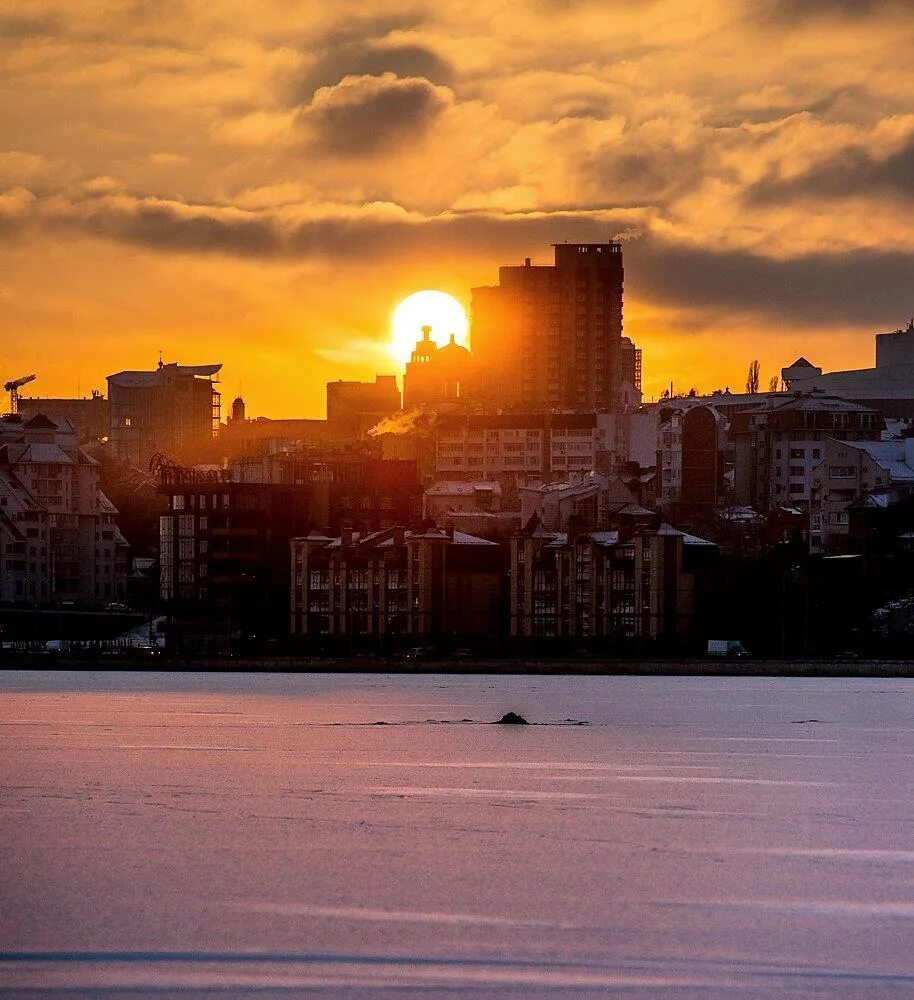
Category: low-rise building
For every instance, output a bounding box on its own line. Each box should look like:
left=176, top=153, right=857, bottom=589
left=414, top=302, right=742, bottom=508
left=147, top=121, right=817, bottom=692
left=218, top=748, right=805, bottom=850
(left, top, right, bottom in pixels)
left=290, top=526, right=503, bottom=643
left=423, top=480, right=502, bottom=521
left=510, top=516, right=717, bottom=644
left=810, top=438, right=914, bottom=553
left=518, top=473, right=643, bottom=532
left=731, top=393, right=883, bottom=514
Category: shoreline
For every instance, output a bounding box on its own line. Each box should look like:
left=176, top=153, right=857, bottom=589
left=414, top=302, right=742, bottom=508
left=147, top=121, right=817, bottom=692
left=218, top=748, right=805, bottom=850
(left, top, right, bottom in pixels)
left=3, top=656, right=913, bottom=677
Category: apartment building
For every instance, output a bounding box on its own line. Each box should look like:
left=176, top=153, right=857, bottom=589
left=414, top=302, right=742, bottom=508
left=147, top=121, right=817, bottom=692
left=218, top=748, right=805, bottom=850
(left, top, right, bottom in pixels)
left=510, top=516, right=716, bottom=643
left=435, top=412, right=618, bottom=490
left=810, top=438, right=914, bottom=553
left=731, top=393, right=883, bottom=514
left=0, top=413, right=126, bottom=606
left=290, top=526, right=503, bottom=642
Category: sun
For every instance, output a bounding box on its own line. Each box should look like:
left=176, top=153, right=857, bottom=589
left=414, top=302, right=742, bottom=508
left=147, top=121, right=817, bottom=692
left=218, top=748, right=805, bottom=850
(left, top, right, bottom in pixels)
left=390, top=290, right=468, bottom=365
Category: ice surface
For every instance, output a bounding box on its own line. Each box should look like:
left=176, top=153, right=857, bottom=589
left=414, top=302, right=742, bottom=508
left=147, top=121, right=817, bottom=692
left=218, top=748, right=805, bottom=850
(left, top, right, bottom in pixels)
left=1, top=670, right=913, bottom=998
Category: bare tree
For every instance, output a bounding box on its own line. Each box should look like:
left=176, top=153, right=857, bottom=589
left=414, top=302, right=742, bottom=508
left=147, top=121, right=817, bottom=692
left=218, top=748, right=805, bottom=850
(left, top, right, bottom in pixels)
left=746, top=359, right=760, bottom=394
left=768, top=375, right=779, bottom=393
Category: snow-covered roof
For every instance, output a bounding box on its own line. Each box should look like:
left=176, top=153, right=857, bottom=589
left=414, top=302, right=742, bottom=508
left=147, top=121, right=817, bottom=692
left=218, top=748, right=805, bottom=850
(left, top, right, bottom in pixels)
left=426, top=480, right=501, bottom=496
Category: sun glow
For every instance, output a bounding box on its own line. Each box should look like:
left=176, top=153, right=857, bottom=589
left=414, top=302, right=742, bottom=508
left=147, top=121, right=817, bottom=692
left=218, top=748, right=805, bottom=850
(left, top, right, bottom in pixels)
left=390, top=290, right=468, bottom=365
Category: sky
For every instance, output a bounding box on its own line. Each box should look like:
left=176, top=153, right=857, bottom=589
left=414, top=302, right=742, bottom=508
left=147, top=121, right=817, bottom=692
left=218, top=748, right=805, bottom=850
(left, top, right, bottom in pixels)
left=1, top=0, right=913, bottom=417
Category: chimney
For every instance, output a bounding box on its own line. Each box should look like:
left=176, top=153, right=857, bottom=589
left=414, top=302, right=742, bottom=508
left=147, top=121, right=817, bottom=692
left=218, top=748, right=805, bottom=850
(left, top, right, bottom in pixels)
left=524, top=257, right=531, bottom=267
left=393, top=526, right=405, bottom=547
left=340, top=525, right=353, bottom=547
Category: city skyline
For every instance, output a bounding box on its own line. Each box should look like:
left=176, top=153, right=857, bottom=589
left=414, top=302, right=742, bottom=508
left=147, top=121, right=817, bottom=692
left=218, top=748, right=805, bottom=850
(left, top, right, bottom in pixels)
left=2, top=1, right=913, bottom=416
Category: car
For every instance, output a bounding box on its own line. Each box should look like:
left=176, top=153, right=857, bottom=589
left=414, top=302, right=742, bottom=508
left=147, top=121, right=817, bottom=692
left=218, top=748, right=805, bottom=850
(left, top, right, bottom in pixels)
left=104, top=602, right=131, bottom=613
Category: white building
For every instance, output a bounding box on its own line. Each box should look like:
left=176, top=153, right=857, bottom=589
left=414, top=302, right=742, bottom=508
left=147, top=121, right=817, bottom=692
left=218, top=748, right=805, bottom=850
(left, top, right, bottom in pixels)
left=810, top=437, right=914, bottom=553
left=0, top=413, right=127, bottom=606
left=782, top=320, right=914, bottom=419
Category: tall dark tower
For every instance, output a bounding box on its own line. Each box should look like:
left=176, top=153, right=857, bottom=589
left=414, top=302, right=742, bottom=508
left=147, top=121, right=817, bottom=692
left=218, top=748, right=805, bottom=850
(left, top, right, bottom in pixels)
left=471, top=242, right=628, bottom=413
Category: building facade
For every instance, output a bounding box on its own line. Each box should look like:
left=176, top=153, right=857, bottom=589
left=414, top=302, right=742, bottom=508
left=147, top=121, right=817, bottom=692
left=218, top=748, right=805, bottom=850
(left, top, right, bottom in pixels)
left=731, top=394, right=883, bottom=514
left=435, top=412, right=618, bottom=489
left=510, top=518, right=716, bottom=644
left=290, top=526, right=502, bottom=643
left=108, top=361, right=222, bottom=470
left=0, top=413, right=127, bottom=606
left=471, top=242, right=633, bottom=413
left=810, top=437, right=914, bottom=553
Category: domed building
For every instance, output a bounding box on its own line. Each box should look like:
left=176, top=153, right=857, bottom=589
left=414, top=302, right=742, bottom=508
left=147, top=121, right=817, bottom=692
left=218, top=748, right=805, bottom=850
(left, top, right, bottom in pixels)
left=403, top=326, right=478, bottom=410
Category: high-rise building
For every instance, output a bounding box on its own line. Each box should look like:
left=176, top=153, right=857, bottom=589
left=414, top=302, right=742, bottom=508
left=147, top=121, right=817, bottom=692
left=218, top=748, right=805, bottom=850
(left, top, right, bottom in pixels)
left=471, top=242, right=629, bottom=412
left=107, top=361, right=222, bottom=470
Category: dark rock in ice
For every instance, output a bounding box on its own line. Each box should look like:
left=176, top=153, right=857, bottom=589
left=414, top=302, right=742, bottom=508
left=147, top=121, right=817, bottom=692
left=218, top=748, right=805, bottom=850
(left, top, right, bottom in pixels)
left=495, top=711, right=529, bottom=725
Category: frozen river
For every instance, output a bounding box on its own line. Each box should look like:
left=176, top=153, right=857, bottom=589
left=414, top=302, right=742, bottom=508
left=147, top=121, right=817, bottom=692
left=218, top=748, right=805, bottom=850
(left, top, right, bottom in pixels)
left=1, top=670, right=913, bottom=998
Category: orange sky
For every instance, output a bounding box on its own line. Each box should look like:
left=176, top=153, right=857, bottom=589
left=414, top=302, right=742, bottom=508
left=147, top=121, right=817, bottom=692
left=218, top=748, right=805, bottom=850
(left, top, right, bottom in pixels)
left=1, top=0, right=912, bottom=417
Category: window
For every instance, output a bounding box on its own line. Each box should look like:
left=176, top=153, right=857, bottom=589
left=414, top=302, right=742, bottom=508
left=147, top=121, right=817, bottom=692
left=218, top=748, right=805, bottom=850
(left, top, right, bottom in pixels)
left=124, top=417, right=132, bottom=427
left=789, top=448, right=805, bottom=459
left=172, top=495, right=185, bottom=511
left=829, top=466, right=855, bottom=479
left=199, top=516, right=208, bottom=531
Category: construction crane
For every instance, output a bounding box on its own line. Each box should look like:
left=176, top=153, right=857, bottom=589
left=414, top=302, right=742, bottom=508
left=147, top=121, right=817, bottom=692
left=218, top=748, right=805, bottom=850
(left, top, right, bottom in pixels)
left=3, top=373, right=37, bottom=414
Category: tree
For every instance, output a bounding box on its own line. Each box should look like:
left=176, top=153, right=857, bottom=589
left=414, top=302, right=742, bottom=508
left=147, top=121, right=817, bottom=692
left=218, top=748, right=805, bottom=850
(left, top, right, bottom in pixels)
left=768, top=375, right=779, bottom=393
left=746, top=359, right=760, bottom=394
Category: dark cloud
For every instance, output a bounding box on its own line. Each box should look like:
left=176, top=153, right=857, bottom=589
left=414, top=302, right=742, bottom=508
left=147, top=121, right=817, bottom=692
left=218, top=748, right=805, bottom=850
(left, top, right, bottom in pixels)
left=0, top=14, right=61, bottom=37
left=6, top=189, right=911, bottom=331
left=626, top=239, right=914, bottom=327
left=749, top=135, right=914, bottom=203
left=302, top=74, right=451, bottom=154
left=581, top=145, right=708, bottom=207
left=754, top=0, right=902, bottom=23
left=297, top=42, right=454, bottom=102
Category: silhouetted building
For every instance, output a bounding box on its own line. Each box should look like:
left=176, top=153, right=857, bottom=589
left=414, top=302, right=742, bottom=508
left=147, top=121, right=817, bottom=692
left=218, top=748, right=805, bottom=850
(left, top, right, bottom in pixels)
left=402, top=327, right=477, bottom=410
left=327, top=375, right=400, bottom=434
left=158, top=466, right=311, bottom=652
left=510, top=517, right=716, bottom=644
left=229, top=396, right=246, bottom=425
left=471, top=242, right=632, bottom=413
left=18, top=390, right=108, bottom=445
left=108, top=361, right=221, bottom=469
left=0, top=413, right=127, bottom=606
left=658, top=405, right=727, bottom=527
left=290, top=526, right=502, bottom=643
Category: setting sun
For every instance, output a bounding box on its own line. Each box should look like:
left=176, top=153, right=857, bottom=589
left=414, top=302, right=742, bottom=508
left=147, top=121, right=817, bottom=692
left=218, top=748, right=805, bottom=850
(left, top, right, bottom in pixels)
left=390, top=290, right=468, bottom=365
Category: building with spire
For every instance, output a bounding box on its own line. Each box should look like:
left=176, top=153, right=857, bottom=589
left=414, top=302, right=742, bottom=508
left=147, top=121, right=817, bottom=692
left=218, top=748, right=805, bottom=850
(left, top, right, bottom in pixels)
left=402, top=326, right=477, bottom=410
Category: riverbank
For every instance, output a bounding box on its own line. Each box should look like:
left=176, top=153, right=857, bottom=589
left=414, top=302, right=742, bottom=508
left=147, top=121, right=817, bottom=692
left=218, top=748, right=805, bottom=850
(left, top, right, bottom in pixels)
left=4, top=655, right=913, bottom=676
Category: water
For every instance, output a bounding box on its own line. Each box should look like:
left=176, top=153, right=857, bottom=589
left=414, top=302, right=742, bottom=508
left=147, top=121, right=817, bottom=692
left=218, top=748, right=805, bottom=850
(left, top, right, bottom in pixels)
left=1, top=670, right=913, bottom=997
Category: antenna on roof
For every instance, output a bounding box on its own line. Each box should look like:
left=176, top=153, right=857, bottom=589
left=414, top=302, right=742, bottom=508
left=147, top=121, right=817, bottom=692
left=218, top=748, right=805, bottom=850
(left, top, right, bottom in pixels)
left=158, top=349, right=164, bottom=369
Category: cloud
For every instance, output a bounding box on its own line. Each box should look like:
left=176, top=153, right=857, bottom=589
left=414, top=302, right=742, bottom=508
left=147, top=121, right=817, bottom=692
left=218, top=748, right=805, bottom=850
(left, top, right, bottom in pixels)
left=626, top=238, right=914, bottom=326
left=300, top=73, right=453, bottom=153
left=749, top=134, right=914, bottom=203
left=298, top=40, right=454, bottom=101
left=4, top=182, right=911, bottom=330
